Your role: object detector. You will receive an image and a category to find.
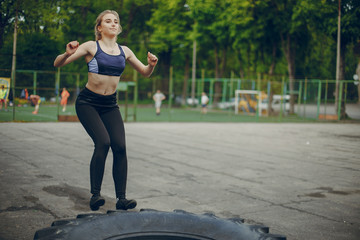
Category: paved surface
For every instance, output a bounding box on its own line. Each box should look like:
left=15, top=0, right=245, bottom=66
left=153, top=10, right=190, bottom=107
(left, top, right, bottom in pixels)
left=0, top=122, right=359, bottom=240
left=295, top=103, right=360, bottom=120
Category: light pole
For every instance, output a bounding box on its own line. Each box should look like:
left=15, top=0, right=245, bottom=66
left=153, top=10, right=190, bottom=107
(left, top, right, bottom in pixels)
left=11, top=4, right=18, bottom=121
left=191, top=40, right=197, bottom=105
left=185, top=3, right=197, bottom=106
left=335, top=0, right=341, bottom=114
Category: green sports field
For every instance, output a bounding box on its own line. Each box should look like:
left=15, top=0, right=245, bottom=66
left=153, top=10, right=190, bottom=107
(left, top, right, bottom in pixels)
left=0, top=104, right=316, bottom=123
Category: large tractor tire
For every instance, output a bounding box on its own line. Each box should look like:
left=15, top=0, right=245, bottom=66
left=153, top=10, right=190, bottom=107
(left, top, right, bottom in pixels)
left=34, top=209, right=286, bottom=240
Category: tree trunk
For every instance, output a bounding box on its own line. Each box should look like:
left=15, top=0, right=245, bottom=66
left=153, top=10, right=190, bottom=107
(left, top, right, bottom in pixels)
left=182, top=53, right=190, bottom=105
left=78, top=7, right=89, bottom=42
left=213, top=45, right=221, bottom=104
left=220, top=48, right=227, bottom=78
left=120, top=3, right=137, bottom=45
left=340, top=43, right=346, bottom=118
left=335, top=42, right=347, bottom=118
left=356, top=61, right=360, bottom=104
left=268, top=43, right=277, bottom=75
left=213, top=48, right=228, bottom=104
left=158, top=48, right=171, bottom=93
left=253, top=49, right=258, bottom=75
left=281, top=33, right=296, bottom=114
left=214, top=45, right=220, bottom=79
left=246, top=44, right=251, bottom=78
left=236, top=50, right=245, bottom=78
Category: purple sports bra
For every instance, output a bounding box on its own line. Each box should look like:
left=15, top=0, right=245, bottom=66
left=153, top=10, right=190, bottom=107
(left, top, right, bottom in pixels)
left=87, top=41, right=126, bottom=77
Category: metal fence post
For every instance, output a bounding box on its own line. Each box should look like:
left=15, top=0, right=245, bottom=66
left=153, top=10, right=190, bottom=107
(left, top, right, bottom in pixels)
left=303, top=78, right=307, bottom=119
left=209, top=80, right=214, bottom=105
left=222, top=79, right=227, bottom=103
left=133, top=70, right=138, bottom=122
left=324, top=80, right=328, bottom=116
left=279, top=77, right=284, bottom=120
left=33, top=71, right=37, bottom=95
left=297, top=80, right=302, bottom=115
left=317, top=80, right=322, bottom=119
left=337, top=81, right=343, bottom=120
left=168, top=66, right=173, bottom=109
left=257, top=73, right=261, bottom=121
left=56, top=68, right=60, bottom=118
left=168, top=66, right=173, bottom=121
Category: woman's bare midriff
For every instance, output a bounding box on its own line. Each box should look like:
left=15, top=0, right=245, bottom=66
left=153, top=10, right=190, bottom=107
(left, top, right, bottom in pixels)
left=86, top=72, right=120, bottom=95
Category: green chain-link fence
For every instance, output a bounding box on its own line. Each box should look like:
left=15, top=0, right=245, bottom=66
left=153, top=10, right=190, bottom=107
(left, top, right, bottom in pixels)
left=1, top=69, right=359, bottom=122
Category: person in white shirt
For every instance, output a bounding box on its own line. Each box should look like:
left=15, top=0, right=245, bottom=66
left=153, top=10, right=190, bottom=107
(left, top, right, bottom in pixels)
left=201, top=92, right=209, bottom=114
left=153, top=90, right=166, bottom=115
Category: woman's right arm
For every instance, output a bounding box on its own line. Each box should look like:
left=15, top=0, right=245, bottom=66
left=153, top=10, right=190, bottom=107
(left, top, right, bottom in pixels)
left=54, top=41, right=93, bottom=67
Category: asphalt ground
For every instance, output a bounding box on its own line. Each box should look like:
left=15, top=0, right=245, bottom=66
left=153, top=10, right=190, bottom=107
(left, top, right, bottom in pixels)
left=0, top=122, right=359, bottom=240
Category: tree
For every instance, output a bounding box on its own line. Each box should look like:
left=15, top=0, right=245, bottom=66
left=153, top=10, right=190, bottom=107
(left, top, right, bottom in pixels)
left=334, top=0, right=360, bottom=118
left=314, top=0, right=360, bottom=118
left=147, top=0, right=192, bottom=93
left=230, top=0, right=284, bottom=79
left=0, top=0, right=16, bottom=50
left=188, top=0, right=235, bottom=103
left=355, top=41, right=360, bottom=104
left=0, top=0, right=359, bottom=109
left=266, top=0, right=313, bottom=114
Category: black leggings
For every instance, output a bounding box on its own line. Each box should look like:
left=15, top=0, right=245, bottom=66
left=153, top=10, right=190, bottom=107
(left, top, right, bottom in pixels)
left=75, top=88, right=127, bottom=199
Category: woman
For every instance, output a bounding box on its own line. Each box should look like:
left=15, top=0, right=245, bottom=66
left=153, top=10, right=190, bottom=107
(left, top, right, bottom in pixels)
left=54, top=10, right=158, bottom=211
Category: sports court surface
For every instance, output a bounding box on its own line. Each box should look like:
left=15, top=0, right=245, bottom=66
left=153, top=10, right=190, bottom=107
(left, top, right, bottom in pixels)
left=0, top=122, right=359, bottom=240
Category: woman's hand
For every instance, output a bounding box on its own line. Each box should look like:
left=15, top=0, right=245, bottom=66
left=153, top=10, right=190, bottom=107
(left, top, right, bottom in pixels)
left=66, top=41, right=79, bottom=56
left=147, top=52, right=158, bottom=67
left=123, top=47, right=158, bottom=77
left=54, top=40, right=88, bottom=67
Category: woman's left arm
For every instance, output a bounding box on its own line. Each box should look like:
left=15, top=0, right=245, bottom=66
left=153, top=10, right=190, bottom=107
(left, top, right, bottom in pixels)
left=123, top=46, right=158, bottom=77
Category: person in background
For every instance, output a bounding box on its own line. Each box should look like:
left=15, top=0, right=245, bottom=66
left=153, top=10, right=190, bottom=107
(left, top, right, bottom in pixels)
left=61, top=87, right=70, bottom=112
left=0, top=85, right=8, bottom=111
left=7, top=87, right=13, bottom=107
left=201, top=92, right=209, bottom=114
left=153, top=90, right=166, bottom=115
left=29, top=94, right=41, bottom=114
left=20, top=88, right=29, bottom=100
left=54, top=10, right=158, bottom=211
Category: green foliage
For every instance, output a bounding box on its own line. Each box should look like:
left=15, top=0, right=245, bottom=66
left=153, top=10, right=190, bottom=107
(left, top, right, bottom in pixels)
left=0, top=0, right=359, bottom=96
left=148, top=0, right=191, bottom=51
left=0, top=32, right=58, bottom=70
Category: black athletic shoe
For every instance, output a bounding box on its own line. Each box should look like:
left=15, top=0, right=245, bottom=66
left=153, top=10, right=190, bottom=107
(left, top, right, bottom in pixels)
left=116, top=198, right=137, bottom=210
left=90, top=194, right=105, bottom=211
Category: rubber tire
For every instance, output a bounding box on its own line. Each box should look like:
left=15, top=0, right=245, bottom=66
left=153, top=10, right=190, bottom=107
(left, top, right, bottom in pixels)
left=34, top=209, right=286, bottom=240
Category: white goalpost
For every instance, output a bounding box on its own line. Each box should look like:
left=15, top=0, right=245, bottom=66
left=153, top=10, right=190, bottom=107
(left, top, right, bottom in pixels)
left=234, top=90, right=264, bottom=116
